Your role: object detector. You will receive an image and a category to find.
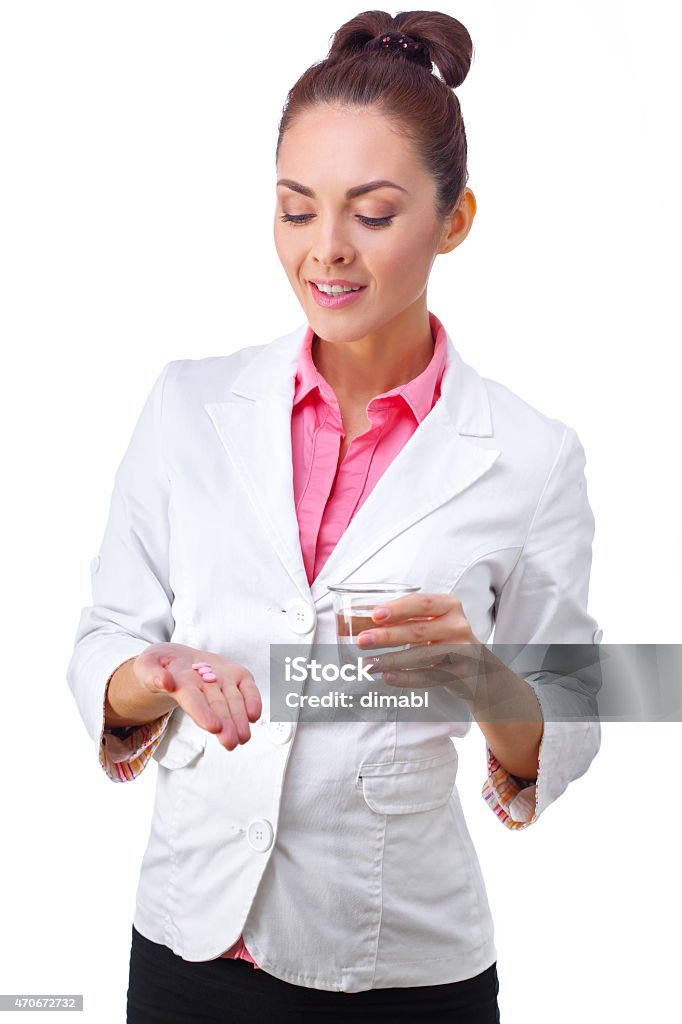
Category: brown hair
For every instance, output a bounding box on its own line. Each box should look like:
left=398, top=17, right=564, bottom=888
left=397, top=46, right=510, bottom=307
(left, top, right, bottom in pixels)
left=275, top=10, right=474, bottom=225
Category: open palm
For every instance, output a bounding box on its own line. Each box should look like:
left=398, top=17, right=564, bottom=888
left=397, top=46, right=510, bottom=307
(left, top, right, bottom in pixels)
left=134, top=642, right=263, bottom=751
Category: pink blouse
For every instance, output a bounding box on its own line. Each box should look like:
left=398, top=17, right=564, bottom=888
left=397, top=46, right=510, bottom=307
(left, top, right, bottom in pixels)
left=99, top=310, right=539, bottom=969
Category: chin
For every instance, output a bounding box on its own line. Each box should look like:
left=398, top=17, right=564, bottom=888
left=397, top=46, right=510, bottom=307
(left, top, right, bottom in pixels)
left=315, top=326, right=368, bottom=346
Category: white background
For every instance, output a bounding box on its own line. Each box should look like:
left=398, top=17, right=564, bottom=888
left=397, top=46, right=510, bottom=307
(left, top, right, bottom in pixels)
left=1, top=1, right=680, bottom=1021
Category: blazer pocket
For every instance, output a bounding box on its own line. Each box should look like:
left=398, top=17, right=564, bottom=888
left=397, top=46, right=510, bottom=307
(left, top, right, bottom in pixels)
left=151, top=708, right=208, bottom=769
left=357, top=746, right=458, bottom=815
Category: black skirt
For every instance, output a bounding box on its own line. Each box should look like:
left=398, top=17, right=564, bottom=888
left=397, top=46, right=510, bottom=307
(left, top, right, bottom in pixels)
left=126, top=924, right=501, bottom=1023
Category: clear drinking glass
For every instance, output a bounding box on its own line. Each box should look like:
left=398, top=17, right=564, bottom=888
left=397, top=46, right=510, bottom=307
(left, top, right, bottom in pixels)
left=327, top=582, right=421, bottom=669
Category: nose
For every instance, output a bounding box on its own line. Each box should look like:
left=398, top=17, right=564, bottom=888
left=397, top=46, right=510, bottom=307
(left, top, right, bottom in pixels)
left=311, top=215, right=355, bottom=267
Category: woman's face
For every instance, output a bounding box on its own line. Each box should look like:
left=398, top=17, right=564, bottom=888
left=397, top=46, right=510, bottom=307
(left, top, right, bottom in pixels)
left=274, top=104, right=466, bottom=344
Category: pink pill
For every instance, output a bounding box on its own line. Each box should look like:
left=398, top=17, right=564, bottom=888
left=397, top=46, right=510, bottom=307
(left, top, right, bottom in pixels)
left=192, top=662, right=211, bottom=669
left=201, top=672, right=217, bottom=682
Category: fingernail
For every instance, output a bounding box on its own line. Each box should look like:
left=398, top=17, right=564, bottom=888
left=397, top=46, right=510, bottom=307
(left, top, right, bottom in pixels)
left=373, top=607, right=390, bottom=621
left=383, top=672, right=397, bottom=683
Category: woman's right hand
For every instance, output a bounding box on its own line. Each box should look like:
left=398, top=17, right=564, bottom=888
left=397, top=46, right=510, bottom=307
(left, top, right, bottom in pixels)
left=134, top=642, right=262, bottom=750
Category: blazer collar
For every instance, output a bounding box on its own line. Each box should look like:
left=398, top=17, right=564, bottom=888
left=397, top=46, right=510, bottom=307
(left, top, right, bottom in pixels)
left=229, top=320, right=494, bottom=438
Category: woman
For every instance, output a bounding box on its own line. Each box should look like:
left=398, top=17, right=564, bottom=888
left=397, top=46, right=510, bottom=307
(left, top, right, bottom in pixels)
left=67, top=10, right=601, bottom=1023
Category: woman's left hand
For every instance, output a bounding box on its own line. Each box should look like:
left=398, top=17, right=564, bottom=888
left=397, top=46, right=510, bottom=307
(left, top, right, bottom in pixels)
left=357, top=592, right=484, bottom=696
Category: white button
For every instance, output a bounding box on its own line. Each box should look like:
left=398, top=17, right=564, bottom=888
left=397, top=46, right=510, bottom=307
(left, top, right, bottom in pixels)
left=286, top=599, right=316, bottom=635
left=90, top=555, right=101, bottom=574
left=247, top=819, right=274, bottom=852
left=269, top=721, right=293, bottom=744
left=593, top=628, right=603, bottom=644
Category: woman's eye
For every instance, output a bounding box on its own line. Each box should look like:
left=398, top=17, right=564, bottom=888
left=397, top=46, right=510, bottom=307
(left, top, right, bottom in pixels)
left=279, top=214, right=394, bottom=229
left=278, top=214, right=312, bottom=225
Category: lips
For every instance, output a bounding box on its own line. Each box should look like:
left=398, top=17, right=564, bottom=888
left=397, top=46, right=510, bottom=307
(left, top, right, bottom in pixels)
left=308, top=280, right=368, bottom=309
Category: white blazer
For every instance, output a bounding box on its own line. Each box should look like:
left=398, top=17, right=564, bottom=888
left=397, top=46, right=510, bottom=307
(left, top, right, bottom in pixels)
left=67, top=320, right=602, bottom=992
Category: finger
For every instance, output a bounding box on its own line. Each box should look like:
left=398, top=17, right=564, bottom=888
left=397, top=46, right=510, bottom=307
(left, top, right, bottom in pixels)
left=202, top=688, right=243, bottom=749
left=187, top=666, right=260, bottom=748
left=234, top=673, right=263, bottom=723
left=358, top=616, right=455, bottom=649
left=134, top=653, right=177, bottom=696
left=369, top=641, right=476, bottom=672
left=199, top=695, right=245, bottom=750
left=175, top=681, right=224, bottom=735
left=151, top=666, right=177, bottom=695
left=382, top=666, right=463, bottom=690
left=382, top=665, right=480, bottom=705
left=366, top=642, right=450, bottom=672
left=219, top=683, right=253, bottom=744
left=369, top=593, right=457, bottom=624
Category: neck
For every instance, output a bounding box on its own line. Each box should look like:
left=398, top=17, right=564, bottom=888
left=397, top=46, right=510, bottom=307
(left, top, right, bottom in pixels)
left=312, top=305, right=434, bottom=403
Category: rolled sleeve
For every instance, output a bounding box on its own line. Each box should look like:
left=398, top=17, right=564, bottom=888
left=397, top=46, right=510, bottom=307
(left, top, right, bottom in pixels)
left=483, top=424, right=602, bottom=829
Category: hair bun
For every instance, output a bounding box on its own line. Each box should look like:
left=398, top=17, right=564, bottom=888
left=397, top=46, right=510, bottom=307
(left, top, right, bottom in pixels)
left=325, top=12, right=473, bottom=90
left=365, top=30, right=433, bottom=70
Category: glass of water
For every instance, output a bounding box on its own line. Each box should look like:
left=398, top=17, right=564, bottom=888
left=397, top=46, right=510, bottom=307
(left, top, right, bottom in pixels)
left=327, top=582, right=421, bottom=669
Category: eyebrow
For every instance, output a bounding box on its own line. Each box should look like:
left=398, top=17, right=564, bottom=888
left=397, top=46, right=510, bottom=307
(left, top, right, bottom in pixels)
left=276, top=178, right=408, bottom=199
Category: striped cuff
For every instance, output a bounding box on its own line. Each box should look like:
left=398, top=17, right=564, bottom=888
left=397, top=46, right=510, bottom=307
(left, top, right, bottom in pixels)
left=481, top=746, right=540, bottom=830
left=98, top=656, right=175, bottom=783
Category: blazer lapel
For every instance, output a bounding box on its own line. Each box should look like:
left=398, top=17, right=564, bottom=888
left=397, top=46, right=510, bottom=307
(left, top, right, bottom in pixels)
left=204, top=322, right=501, bottom=610
left=204, top=326, right=310, bottom=602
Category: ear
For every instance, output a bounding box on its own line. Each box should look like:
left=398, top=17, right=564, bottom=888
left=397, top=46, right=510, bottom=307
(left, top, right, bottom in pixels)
left=438, top=188, right=477, bottom=255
